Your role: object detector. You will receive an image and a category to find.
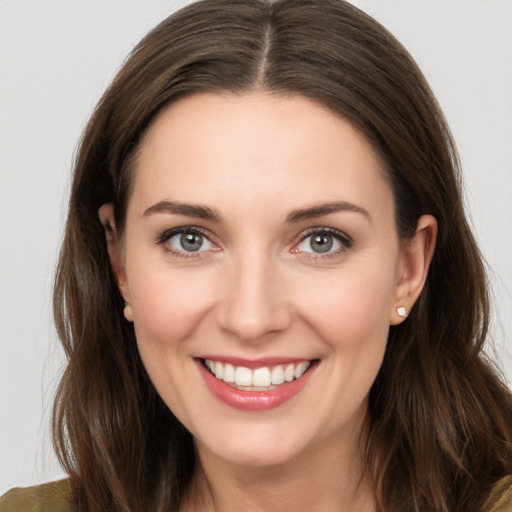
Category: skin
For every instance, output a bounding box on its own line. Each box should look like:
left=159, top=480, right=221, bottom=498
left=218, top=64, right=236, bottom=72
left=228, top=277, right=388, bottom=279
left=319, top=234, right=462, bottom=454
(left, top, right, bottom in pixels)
left=100, top=92, right=437, bottom=511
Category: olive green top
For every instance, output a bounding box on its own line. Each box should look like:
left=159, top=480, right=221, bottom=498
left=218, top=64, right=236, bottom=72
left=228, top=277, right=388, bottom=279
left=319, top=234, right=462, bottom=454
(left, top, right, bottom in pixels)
left=0, top=480, right=71, bottom=512
left=1, top=475, right=511, bottom=511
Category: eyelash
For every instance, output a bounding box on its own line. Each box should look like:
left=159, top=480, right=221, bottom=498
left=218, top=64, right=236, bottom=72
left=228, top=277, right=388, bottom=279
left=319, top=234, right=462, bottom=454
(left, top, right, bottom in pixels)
left=156, top=226, right=217, bottom=259
left=155, top=226, right=353, bottom=260
left=292, top=227, right=354, bottom=260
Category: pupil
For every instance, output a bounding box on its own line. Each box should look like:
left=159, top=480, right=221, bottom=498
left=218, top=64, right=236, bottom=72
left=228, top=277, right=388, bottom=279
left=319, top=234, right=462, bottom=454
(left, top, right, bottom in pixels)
left=311, top=234, right=333, bottom=253
left=181, top=232, right=202, bottom=252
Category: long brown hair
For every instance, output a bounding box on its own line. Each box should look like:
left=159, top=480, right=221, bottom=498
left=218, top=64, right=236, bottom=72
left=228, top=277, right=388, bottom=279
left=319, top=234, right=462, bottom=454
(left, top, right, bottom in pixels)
left=52, top=1, right=512, bottom=510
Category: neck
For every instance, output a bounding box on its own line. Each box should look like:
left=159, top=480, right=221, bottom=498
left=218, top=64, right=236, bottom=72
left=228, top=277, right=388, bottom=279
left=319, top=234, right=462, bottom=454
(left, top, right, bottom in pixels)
left=180, top=422, right=376, bottom=512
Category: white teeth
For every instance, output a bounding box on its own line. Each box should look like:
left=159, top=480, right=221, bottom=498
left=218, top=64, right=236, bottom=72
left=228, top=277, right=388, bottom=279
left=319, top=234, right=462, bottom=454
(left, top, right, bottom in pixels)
left=214, top=361, right=223, bottom=379
left=295, top=361, right=310, bottom=378
left=235, top=366, right=253, bottom=386
left=253, top=367, right=271, bottom=387
left=204, top=359, right=312, bottom=388
left=271, top=365, right=285, bottom=385
left=284, top=363, right=295, bottom=382
left=223, top=363, right=235, bottom=383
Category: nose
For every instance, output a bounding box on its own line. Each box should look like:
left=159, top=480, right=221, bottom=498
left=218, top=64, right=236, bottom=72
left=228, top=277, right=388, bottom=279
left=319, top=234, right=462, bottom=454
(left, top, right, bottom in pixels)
left=216, top=252, right=292, bottom=342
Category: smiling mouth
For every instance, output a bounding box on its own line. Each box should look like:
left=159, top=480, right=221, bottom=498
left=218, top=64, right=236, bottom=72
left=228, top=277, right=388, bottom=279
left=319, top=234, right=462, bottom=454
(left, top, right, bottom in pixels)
left=202, top=359, right=313, bottom=391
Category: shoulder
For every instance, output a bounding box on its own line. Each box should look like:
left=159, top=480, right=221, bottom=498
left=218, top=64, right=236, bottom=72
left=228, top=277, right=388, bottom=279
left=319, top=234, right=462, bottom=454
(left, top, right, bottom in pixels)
left=0, top=479, right=71, bottom=512
left=483, top=475, right=512, bottom=512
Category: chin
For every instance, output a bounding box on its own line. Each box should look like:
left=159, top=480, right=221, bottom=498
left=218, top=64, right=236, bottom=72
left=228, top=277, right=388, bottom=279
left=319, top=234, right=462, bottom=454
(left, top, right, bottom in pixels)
left=215, top=446, right=303, bottom=469
left=196, top=425, right=313, bottom=468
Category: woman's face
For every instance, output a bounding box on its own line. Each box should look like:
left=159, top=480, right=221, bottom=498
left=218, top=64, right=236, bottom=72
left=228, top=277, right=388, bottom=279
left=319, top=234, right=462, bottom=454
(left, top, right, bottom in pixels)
left=110, top=92, right=432, bottom=468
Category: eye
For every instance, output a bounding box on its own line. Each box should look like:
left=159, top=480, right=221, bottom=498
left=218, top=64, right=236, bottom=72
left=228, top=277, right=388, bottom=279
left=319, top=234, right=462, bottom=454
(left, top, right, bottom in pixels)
left=159, top=227, right=215, bottom=255
left=292, top=228, right=352, bottom=256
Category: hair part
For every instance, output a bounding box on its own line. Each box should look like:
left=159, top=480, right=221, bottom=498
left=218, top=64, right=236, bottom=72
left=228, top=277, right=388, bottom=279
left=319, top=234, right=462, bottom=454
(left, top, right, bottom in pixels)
left=53, top=1, right=512, bottom=511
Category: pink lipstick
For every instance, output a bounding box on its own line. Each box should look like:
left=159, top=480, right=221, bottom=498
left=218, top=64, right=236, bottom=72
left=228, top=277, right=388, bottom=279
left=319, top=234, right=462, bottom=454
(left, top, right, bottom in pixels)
left=195, top=357, right=317, bottom=411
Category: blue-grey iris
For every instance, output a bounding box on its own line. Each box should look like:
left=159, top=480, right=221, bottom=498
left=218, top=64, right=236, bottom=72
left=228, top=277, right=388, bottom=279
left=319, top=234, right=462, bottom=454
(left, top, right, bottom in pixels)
left=181, top=232, right=203, bottom=252
left=310, top=234, right=333, bottom=253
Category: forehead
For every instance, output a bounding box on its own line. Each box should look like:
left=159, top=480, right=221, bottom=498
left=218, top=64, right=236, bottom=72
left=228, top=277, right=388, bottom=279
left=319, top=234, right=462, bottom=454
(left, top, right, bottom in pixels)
left=129, top=92, right=394, bottom=220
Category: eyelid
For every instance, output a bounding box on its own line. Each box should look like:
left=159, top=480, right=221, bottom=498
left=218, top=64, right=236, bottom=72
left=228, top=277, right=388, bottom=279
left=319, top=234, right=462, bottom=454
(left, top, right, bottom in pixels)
left=290, top=227, right=354, bottom=256
left=156, top=225, right=209, bottom=244
left=154, top=225, right=353, bottom=259
left=155, top=225, right=221, bottom=257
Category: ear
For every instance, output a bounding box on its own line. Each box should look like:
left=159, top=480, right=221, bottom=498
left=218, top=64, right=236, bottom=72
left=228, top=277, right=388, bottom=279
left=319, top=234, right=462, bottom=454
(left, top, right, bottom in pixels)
left=98, top=203, right=131, bottom=303
left=390, top=214, right=437, bottom=325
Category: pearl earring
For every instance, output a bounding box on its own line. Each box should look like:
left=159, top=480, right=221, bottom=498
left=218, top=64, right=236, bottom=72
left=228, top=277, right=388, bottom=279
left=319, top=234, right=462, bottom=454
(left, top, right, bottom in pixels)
left=124, top=302, right=134, bottom=322
left=397, top=306, right=407, bottom=318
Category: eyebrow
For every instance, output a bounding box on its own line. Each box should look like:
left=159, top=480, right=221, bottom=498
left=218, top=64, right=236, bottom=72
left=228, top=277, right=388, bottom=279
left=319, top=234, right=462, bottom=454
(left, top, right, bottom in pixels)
left=142, top=200, right=371, bottom=224
left=286, top=201, right=372, bottom=224
left=142, top=200, right=222, bottom=221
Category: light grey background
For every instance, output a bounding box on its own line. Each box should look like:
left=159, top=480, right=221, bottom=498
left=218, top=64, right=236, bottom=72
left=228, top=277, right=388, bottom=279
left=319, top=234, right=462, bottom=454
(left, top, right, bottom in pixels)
left=1, top=0, right=511, bottom=494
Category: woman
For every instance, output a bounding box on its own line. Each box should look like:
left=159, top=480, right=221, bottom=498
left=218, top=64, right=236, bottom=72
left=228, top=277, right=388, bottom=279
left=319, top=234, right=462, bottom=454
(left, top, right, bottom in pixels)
left=1, top=0, right=511, bottom=510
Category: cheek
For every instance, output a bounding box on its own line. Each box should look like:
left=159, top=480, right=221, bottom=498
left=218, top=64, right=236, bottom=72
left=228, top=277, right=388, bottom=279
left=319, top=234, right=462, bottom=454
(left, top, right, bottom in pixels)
left=126, top=263, right=219, bottom=420
left=296, top=267, right=395, bottom=421
left=296, top=264, right=396, bottom=348
left=127, top=260, right=217, bottom=346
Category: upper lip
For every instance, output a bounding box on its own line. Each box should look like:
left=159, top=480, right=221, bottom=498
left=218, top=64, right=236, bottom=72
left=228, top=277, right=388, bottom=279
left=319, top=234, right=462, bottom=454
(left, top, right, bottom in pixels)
left=196, top=355, right=315, bottom=369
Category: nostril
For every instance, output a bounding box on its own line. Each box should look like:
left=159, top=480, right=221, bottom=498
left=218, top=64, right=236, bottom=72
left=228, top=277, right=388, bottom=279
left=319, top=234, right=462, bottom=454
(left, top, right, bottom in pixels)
left=217, top=301, right=292, bottom=342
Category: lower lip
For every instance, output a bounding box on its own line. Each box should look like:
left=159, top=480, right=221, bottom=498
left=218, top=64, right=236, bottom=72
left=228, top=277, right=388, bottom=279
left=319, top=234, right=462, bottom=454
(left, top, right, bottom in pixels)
left=196, top=359, right=316, bottom=411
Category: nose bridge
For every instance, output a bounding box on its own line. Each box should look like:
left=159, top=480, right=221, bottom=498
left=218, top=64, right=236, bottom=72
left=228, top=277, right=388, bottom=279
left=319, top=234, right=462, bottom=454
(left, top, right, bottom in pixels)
left=218, top=244, right=290, bottom=341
